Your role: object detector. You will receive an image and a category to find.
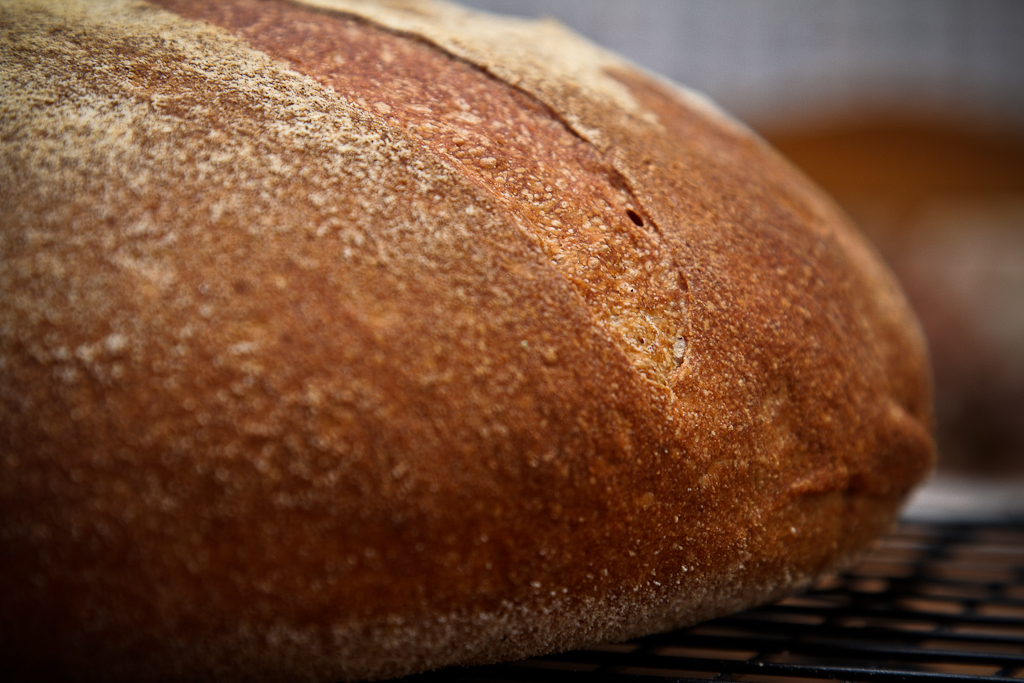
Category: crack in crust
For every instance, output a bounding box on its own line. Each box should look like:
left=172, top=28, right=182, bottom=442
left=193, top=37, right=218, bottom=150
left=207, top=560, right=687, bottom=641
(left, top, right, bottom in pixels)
left=152, top=0, right=691, bottom=386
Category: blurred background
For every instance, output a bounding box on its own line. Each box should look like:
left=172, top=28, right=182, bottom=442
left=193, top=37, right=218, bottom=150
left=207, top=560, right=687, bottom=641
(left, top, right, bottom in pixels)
left=462, top=0, right=1024, bottom=487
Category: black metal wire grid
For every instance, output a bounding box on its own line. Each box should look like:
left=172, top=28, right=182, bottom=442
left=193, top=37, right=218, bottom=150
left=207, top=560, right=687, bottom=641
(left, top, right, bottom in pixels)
left=403, top=521, right=1024, bottom=682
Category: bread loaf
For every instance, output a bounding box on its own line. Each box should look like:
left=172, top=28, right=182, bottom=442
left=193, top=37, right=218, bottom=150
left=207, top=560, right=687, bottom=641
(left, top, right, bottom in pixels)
left=0, top=0, right=935, bottom=680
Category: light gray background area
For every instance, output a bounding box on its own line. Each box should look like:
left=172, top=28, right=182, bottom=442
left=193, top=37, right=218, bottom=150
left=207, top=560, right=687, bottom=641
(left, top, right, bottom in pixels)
left=458, top=0, right=1024, bottom=131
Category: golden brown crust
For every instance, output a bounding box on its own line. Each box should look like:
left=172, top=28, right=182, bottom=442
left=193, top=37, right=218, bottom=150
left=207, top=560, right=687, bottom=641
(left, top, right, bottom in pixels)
left=0, top=0, right=934, bottom=681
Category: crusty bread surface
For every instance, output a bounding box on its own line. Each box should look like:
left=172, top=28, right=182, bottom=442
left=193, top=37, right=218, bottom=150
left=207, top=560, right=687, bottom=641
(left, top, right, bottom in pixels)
left=0, top=0, right=934, bottom=681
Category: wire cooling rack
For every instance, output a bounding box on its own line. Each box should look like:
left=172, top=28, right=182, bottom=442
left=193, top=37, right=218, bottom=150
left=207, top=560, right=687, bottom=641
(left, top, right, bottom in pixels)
left=403, top=520, right=1024, bottom=682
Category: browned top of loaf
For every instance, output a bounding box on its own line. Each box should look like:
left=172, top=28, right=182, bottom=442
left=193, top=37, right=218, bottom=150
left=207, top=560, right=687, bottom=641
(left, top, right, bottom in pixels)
left=0, top=0, right=934, bottom=680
